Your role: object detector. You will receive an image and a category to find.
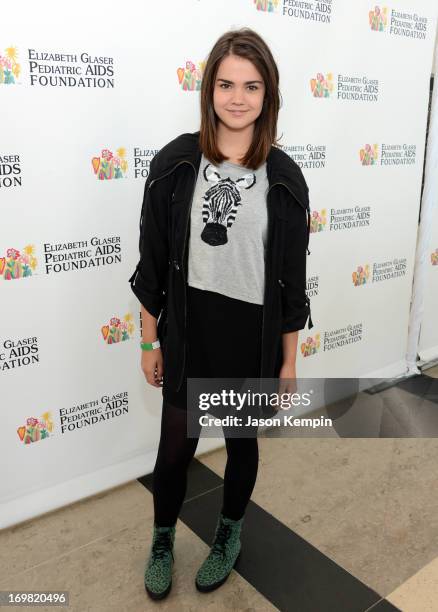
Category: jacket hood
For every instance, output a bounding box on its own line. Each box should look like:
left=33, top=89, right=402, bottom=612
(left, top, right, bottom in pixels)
left=151, top=130, right=310, bottom=211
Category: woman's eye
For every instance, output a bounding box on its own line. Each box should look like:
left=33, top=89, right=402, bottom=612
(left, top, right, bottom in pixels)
left=219, top=84, right=258, bottom=90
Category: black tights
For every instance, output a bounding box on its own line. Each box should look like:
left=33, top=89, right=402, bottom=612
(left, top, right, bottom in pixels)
left=152, top=400, right=259, bottom=527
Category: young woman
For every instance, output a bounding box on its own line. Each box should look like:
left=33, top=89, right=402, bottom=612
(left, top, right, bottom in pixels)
left=129, top=27, right=313, bottom=600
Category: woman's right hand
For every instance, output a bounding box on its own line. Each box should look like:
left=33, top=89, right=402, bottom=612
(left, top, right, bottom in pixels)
left=141, top=348, right=164, bottom=387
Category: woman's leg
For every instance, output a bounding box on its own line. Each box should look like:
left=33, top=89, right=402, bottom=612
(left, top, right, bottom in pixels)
left=152, top=400, right=202, bottom=527
left=221, top=433, right=259, bottom=520
left=194, top=426, right=259, bottom=592
left=184, top=287, right=263, bottom=522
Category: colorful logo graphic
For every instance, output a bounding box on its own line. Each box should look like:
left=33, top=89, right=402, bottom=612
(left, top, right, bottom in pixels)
left=17, top=412, right=54, bottom=445
left=0, top=245, right=37, bottom=280
left=301, top=334, right=320, bottom=357
left=431, top=248, right=438, bottom=266
left=369, top=6, right=387, bottom=31
left=310, top=73, right=334, bottom=98
left=101, top=313, right=134, bottom=344
left=91, top=148, right=127, bottom=180
left=177, top=60, right=205, bottom=91
left=0, top=46, right=20, bottom=84
left=360, top=143, right=378, bottom=165
left=352, top=265, right=370, bottom=286
left=253, top=0, right=279, bottom=12
left=310, top=209, right=327, bottom=233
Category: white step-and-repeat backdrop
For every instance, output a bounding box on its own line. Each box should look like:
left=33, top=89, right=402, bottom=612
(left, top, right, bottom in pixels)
left=419, top=193, right=438, bottom=362
left=1, top=0, right=437, bottom=528
left=418, top=44, right=438, bottom=363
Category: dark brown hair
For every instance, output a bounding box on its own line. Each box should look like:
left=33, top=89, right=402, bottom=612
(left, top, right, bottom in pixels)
left=199, top=27, right=283, bottom=170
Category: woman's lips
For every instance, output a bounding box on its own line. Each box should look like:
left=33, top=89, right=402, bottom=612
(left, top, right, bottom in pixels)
left=228, top=110, right=247, bottom=116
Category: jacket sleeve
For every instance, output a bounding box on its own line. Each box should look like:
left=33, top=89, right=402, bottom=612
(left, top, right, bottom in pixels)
left=128, top=154, right=169, bottom=319
left=280, top=199, right=314, bottom=333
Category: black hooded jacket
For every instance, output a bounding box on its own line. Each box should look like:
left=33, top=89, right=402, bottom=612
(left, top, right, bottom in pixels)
left=129, top=130, right=314, bottom=392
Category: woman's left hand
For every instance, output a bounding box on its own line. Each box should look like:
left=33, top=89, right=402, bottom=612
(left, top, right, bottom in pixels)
left=278, top=363, right=297, bottom=396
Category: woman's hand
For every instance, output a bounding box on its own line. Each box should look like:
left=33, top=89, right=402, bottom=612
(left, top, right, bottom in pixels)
left=141, top=348, right=164, bottom=387
left=278, top=362, right=297, bottom=396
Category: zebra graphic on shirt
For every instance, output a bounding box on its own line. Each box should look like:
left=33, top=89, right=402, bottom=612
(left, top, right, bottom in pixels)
left=200, top=163, right=256, bottom=246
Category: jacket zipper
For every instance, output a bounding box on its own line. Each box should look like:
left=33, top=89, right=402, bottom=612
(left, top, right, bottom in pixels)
left=136, top=159, right=196, bottom=393
left=146, top=159, right=190, bottom=194
left=260, top=181, right=310, bottom=379
left=177, top=161, right=197, bottom=392
left=131, top=159, right=192, bottom=284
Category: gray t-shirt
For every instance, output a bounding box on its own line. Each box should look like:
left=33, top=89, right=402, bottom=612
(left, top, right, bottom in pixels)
left=187, top=153, right=268, bottom=305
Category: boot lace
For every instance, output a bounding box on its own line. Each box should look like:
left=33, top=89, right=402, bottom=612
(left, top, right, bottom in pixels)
left=211, top=523, right=232, bottom=558
left=151, top=531, right=173, bottom=561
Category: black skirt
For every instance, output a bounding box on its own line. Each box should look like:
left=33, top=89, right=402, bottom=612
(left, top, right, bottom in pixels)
left=162, top=284, right=263, bottom=411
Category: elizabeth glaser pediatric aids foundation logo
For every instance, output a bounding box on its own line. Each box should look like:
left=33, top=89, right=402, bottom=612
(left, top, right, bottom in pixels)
left=310, top=210, right=327, bottom=233
left=177, top=60, right=205, bottom=91
left=253, top=0, right=332, bottom=23
left=352, top=265, right=370, bottom=286
left=369, top=6, right=428, bottom=39
left=353, top=259, right=407, bottom=285
left=17, top=412, right=54, bottom=445
left=360, top=144, right=378, bottom=165
left=310, top=73, right=334, bottom=97
left=301, top=334, right=321, bottom=357
left=312, top=206, right=371, bottom=233
left=360, top=143, right=416, bottom=166
left=1, top=336, right=39, bottom=372
left=0, top=153, right=22, bottom=188
left=284, top=144, right=327, bottom=170
left=92, top=148, right=128, bottom=180
left=253, top=0, right=279, bottom=12
left=101, top=314, right=135, bottom=344
left=0, top=246, right=37, bottom=279
left=369, top=6, right=387, bottom=31
left=324, top=324, right=363, bottom=351
left=28, top=49, right=115, bottom=88
left=0, top=45, right=20, bottom=84
left=311, top=72, right=379, bottom=101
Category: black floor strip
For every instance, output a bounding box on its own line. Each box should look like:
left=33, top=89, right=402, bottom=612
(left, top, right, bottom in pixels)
left=138, top=454, right=224, bottom=501
left=394, top=373, right=438, bottom=404
left=365, top=598, right=402, bottom=612
left=138, top=459, right=402, bottom=612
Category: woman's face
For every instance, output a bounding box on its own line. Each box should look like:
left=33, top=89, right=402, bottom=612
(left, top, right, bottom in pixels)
left=213, top=54, right=266, bottom=131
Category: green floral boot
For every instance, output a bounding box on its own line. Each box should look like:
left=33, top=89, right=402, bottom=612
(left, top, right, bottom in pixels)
left=195, top=512, right=244, bottom=592
left=144, top=523, right=176, bottom=600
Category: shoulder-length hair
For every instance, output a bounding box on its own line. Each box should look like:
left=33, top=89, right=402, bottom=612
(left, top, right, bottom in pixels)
left=199, top=27, right=283, bottom=170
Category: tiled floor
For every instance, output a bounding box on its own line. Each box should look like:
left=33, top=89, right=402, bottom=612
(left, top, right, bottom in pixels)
left=1, top=364, right=438, bottom=611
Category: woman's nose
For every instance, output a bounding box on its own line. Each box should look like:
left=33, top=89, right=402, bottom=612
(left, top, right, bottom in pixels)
left=231, top=89, right=245, bottom=103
